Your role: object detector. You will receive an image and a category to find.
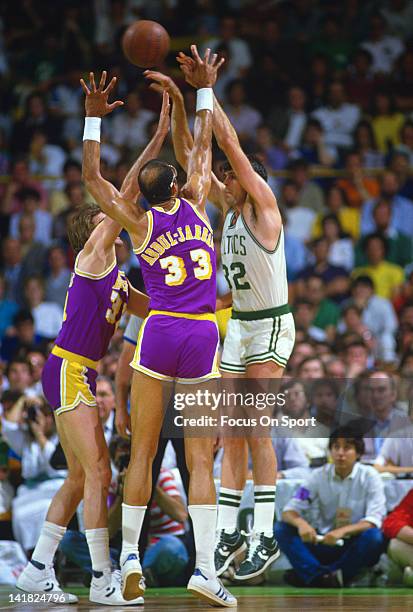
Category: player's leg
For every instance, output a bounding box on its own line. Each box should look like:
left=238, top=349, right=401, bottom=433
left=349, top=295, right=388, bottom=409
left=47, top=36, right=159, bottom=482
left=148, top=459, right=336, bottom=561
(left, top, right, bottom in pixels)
left=183, top=415, right=236, bottom=607
left=121, top=371, right=168, bottom=600
left=16, top=416, right=85, bottom=602
left=215, top=371, right=249, bottom=576
left=234, top=360, right=283, bottom=580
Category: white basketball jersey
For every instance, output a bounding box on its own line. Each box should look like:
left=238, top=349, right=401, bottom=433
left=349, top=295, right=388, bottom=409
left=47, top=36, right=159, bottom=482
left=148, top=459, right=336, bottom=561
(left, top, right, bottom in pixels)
left=221, top=210, right=288, bottom=312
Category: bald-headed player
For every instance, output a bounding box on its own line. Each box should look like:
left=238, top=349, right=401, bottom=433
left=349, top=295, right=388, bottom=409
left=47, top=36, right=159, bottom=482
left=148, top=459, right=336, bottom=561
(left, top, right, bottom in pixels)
left=148, top=53, right=295, bottom=580
left=81, top=54, right=236, bottom=607
left=16, top=79, right=170, bottom=606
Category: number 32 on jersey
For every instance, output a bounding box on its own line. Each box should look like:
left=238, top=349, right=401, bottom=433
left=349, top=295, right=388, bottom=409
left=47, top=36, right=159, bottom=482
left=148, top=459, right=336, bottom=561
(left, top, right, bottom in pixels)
left=160, top=248, right=212, bottom=286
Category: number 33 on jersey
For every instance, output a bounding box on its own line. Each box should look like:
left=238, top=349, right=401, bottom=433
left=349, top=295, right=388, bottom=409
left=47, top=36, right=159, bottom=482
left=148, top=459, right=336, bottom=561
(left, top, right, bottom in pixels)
left=134, top=198, right=216, bottom=315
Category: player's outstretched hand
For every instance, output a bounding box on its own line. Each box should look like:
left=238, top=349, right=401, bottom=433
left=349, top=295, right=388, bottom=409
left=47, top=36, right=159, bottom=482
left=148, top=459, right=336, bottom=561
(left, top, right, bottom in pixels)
left=157, top=90, right=171, bottom=136
left=80, top=70, right=124, bottom=117
left=144, top=70, right=181, bottom=100
left=177, top=45, right=224, bottom=89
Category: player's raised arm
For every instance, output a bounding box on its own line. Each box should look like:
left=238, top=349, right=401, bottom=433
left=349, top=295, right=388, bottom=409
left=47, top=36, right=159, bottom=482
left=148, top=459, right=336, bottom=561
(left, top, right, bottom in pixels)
left=179, top=46, right=224, bottom=213
left=80, top=71, right=145, bottom=237
left=120, top=90, right=170, bottom=202
left=145, top=69, right=228, bottom=212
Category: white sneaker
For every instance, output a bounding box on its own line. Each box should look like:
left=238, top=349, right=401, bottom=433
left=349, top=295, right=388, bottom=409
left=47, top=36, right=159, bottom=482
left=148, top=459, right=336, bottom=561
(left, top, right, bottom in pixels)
left=16, top=561, right=78, bottom=603
left=90, top=569, right=144, bottom=606
left=121, top=553, right=146, bottom=600
left=187, top=568, right=237, bottom=607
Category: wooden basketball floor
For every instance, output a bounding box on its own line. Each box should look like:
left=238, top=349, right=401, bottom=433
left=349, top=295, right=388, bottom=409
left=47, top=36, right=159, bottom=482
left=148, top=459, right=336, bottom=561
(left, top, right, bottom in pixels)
left=1, top=586, right=413, bottom=611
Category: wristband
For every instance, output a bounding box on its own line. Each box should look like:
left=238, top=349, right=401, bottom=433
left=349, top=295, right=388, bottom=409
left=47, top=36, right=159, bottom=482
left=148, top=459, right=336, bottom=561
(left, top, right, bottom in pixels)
left=83, top=117, right=101, bottom=142
left=196, top=88, right=213, bottom=113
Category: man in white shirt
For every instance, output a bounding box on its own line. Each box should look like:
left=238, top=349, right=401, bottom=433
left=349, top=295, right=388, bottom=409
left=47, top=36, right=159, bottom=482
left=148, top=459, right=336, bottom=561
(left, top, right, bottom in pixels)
left=110, top=91, right=155, bottom=151
left=312, top=81, right=360, bottom=149
left=275, top=427, right=386, bottom=587
left=201, top=16, right=252, bottom=77
left=361, top=12, right=405, bottom=74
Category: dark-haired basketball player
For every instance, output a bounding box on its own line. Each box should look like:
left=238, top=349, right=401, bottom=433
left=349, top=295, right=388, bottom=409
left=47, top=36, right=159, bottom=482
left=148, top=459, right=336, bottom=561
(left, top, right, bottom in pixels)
left=147, top=55, right=295, bottom=581
left=81, top=51, right=236, bottom=607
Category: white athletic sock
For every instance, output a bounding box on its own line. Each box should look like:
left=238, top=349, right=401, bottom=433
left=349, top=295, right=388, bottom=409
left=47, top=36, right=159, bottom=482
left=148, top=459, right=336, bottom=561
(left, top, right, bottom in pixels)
left=30, top=521, right=66, bottom=569
left=189, top=504, right=217, bottom=575
left=254, top=485, right=276, bottom=537
left=217, top=487, right=243, bottom=534
left=85, top=528, right=111, bottom=574
left=120, top=503, right=146, bottom=566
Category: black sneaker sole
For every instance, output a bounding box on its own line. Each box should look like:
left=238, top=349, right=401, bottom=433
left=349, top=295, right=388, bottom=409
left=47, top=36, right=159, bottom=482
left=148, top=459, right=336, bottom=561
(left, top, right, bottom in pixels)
left=216, top=541, right=247, bottom=577
left=234, top=548, right=280, bottom=580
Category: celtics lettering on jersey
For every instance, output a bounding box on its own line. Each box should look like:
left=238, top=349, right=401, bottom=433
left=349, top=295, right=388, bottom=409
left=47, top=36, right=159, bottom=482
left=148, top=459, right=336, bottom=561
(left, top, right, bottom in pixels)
left=221, top=210, right=288, bottom=312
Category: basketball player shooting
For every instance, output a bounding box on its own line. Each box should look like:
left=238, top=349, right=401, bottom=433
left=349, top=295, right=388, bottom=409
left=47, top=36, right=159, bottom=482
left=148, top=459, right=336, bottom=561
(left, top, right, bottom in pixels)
left=146, top=50, right=296, bottom=581
left=80, top=51, right=236, bottom=607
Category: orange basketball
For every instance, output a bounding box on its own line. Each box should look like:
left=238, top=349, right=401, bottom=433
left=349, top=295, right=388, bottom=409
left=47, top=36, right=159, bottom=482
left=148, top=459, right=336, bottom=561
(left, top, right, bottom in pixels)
left=122, top=20, right=170, bottom=68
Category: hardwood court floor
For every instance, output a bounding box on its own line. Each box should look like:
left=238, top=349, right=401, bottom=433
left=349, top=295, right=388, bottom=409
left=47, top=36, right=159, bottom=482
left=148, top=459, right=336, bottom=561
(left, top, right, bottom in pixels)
left=1, top=586, right=413, bottom=612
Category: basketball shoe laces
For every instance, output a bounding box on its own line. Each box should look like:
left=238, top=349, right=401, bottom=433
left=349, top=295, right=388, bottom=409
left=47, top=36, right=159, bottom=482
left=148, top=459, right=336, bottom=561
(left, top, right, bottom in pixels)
left=245, top=531, right=266, bottom=562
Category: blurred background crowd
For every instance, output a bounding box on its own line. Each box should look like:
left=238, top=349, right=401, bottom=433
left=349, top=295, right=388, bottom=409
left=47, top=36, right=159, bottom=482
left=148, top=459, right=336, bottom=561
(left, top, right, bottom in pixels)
left=1, top=0, right=413, bottom=586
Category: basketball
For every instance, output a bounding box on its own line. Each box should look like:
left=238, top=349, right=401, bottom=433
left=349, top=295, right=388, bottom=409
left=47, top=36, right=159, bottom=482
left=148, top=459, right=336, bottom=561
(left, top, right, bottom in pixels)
left=121, top=20, right=170, bottom=68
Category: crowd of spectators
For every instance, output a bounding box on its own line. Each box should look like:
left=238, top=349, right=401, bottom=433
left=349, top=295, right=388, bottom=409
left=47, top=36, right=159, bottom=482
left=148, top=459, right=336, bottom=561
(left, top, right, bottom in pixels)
left=1, top=0, right=413, bottom=588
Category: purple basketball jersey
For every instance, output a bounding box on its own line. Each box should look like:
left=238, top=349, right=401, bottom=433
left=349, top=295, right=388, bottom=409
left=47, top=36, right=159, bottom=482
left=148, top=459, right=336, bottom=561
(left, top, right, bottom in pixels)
left=135, top=198, right=216, bottom=314
left=55, top=259, right=129, bottom=362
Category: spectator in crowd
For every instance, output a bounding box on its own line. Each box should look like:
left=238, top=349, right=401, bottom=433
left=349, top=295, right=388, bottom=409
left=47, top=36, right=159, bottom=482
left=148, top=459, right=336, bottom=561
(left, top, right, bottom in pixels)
left=297, top=356, right=326, bottom=379
left=336, top=151, right=380, bottom=209
left=4, top=358, right=35, bottom=396
left=294, top=119, right=336, bottom=167
left=370, top=90, right=405, bottom=154
left=353, top=233, right=405, bottom=300
left=275, top=428, right=386, bottom=587
left=18, top=214, right=47, bottom=280
left=356, top=199, right=413, bottom=268
left=269, top=86, right=308, bottom=152
left=281, top=180, right=316, bottom=243
left=381, top=0, right=413, bottom=40
left=1, top=395, right=66, bottom=553
left=361, top=12, right=405, bottom=75
left=308, top=15, right=354, bottom=72
left=10, top=92, right=62, bottom=156
left=254, top=124, right=288, bottom=172
left=393, top=49, right=413, bottom=112
left=1, top=158, right=47, bottom=215
left=361, top=170, right=413, bottom=237
left=319, top=214, right=354, bottom=271
left=304, top=275, right=340, bottom=341
left=337, top=305, right=376, bottom=357
left=45, top=246, right=71, bottom=309
left=310, top=380, right=341, bottom=435
left=288, top=159, right=325, bottom=213
left=388, top=150, right=413, bottom=200
left=278, top=380, right=329, bottom=466
left=353, top=120, right=385, bottom=170
left=345, top=49, right=377, bottom=113
left=0, top=440, right=14, bottom=540
left=48, top=159, right=86, bottom=215
left=294, top=299, right=327, bottom=343
left=287, top=341, right=314, bottom=375
left=395, top=121, right=413, bottom=166
left=49, top=68, right=84, bottom=148
left=312, top=81, right=360, bottom=150
left=325, top=357, right=346, bottom=378
left=23, top=275, right=62, bottom=340
left=383, top=489, right=413, bottom=587
left=224, top=79, right=262, bottom=144
left=0, top=273, right=18, bottom=341
left=272, top=438, right=310, bottom=480
left=296, top=237, right=350, bottom=303
left=312, top=186, right=360, bottom=241
left=374, top=433, right=413, bottom=476
left=28, top=130, right=67, bottom=191
left=26, top=349, right=46, bottom=397
left=9, top=187, right=53, bottom=245
left=362, top=371, right=412, bottom=462
left=0, top=310, right=44, bottom=364
left=305, top=53, right=331, bottom=111
left=110, top=90, right=155, bottom=152
left=342, top=340, right=370, bottom=379
left=202, top=15, right=252, bottom=78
